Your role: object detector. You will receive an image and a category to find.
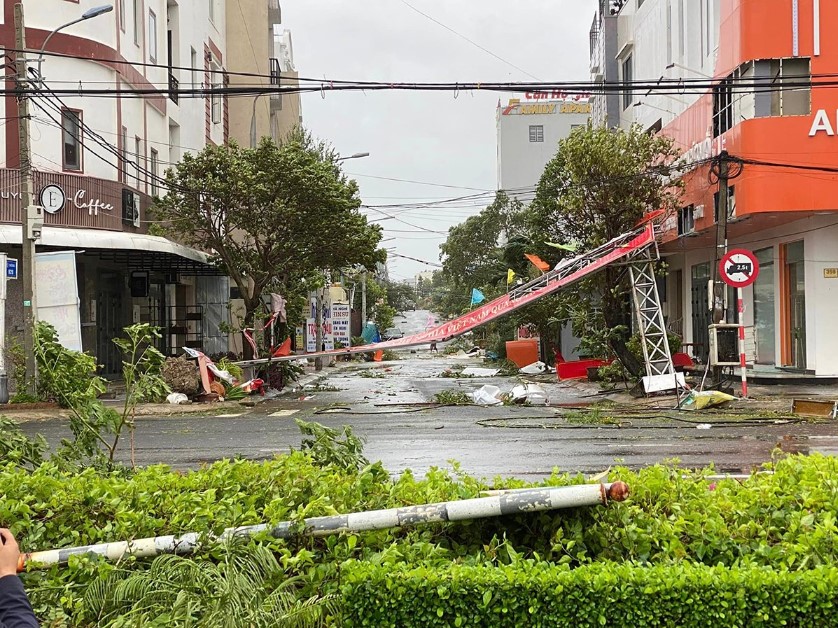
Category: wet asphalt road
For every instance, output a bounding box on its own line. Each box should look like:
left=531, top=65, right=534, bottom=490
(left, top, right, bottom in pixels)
left=16, top=310, right=838, bottom=479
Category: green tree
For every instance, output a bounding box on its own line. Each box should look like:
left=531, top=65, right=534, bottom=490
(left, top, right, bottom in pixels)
left=528, top=123, right=682, bottom=373
left=154, top=129, right=385, bottom=355
left=439, top=191, right=526, bottom=299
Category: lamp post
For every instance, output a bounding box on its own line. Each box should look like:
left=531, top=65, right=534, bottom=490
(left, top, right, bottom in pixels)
left=35, top=5, right=114, bottom=84
left=15, top=2, right=113, bottom=392
left=336, top=152, right=370, bottom=162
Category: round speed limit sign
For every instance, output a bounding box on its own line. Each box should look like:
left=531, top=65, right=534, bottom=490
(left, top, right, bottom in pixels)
left=719, top=249, right=760, bottom=288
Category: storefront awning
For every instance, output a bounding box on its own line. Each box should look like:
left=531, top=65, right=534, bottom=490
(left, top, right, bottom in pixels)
left=0, top=225, right=223, bottom=275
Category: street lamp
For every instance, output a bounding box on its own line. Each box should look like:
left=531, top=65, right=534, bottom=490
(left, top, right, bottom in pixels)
left=15, top=2, right=113, bottom=394
left=36, top=5, right=113, bottom=83
left=336, top=152, right=370, bottom=162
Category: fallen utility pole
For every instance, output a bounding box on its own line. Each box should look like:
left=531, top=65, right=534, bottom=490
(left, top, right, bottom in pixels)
left=18, top=482, right=629, bottom=571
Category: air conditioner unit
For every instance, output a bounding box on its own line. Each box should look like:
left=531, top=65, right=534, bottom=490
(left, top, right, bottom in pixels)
left=708, top=323, right=741, bottom=366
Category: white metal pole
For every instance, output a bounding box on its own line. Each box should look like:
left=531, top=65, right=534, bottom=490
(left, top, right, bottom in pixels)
left=737, top=287, right=748, bottom=398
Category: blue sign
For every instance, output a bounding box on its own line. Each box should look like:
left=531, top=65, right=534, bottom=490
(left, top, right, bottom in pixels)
left=6, top=258, right=17, bottom=279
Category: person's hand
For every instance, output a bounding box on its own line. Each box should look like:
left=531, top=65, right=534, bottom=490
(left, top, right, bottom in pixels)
left=0, top=529, right=21, bottom=577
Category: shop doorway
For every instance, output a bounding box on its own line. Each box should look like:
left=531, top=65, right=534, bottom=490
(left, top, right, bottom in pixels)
left=781, top=241, right=807, bottom=369
left=690, top=262, right=710, bottom=362
left=96, top=272, right=124, bottom=377
left=753, top=247, right=775, bottom=364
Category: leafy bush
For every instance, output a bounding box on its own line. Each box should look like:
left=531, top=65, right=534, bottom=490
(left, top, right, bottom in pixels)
left=0, top=418, right=46, bottom=467
left=5, top=437, right=838, bottom=625
left=341, top=562, right=838, bottom=627
left=217, top=356, right=244, bottom=382
left=433, top=391, right=472, bottom=405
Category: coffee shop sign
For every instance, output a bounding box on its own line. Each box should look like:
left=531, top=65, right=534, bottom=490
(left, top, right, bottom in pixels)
left=37, top=184, right=114, bottom=216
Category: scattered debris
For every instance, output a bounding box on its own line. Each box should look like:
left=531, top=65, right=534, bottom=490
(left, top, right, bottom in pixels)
left=791, top=399, right=838, bottom=418
left=679, top=390, right=735, bottom=411
left=468, top=385, right=504, bottom=406
left=696, top=423, right=713, bottom=430
left=166, top=392, right=190, bottom=405
left=269, top=410, right=299, bottom=417
left=461, top=367, right=500, bottom=377
left=510, top=383, right=549, bottom=405
left=434, top=390, right=474, bottom=405
left=162, top=358, right=200, bottom=395
left=519, top=361, right=556, bottom=375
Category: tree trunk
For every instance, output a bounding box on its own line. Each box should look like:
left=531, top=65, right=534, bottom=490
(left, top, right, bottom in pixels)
left=242, top=306, right=256, bottom=361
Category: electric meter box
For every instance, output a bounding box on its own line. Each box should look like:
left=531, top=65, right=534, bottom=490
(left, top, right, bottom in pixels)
left=708, top=324, right=741, bottom=366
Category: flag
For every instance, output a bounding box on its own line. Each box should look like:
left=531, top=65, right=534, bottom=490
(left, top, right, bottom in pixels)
left=524, top=254, right=551, bottom=272
left=471, top=288, right=486, bottom=306
left=507, top=269, right=516, bottom=284
left=546, top=241, right=579, bottom=253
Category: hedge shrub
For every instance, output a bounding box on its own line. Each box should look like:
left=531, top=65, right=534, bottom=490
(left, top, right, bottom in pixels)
left=342, top=562, right=838, bottom=627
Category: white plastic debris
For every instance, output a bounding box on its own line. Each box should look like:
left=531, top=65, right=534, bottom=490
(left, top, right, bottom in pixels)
left=696, top=423, right=713, bottom=430
left=520, top=361, right=548, bottom=375
left=469, top=385, right=504, bottom=405
left=510, top=383, right=549, bottom=405
left=461, top=367, right=500, bottom=377
left=166, top=392, right=189, bottom=405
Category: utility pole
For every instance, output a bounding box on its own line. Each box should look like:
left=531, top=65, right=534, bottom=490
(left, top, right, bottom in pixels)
left=711, top=150, right=730, bottom=387
left=360, top=270, right=367, bottom=326
left=14, top=3, right=42, bottom=394
left=314, top=287, right=323, bottom=372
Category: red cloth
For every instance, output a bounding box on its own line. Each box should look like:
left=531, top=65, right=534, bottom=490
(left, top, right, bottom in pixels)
left=272, top=338, right=292, bottom=357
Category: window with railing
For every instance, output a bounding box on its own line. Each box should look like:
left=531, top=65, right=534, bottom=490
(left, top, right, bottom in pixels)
left=169, top=73, right=179, bottom=104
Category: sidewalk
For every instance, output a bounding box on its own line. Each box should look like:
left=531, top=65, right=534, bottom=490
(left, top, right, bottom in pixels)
left=2, top=358, right=363, bottom=422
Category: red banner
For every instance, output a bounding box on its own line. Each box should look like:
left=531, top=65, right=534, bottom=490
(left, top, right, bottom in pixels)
left=272, top=225, right=655, bottom=361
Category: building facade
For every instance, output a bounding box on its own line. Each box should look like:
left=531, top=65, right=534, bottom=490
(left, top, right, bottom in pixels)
left=496, top=93, right=590, bottom=199
left=591, top=0, right=838, bottom=377
left=225, top=0, right=301, bottom=147
left=0, top=0, right=232, bottom=374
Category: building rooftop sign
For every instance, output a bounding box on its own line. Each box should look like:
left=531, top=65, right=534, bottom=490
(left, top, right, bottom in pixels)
left=501, top=98, right=592, bottom=116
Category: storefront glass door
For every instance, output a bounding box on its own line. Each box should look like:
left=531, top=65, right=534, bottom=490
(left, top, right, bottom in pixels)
left=753, top=247, right=775, bottom=364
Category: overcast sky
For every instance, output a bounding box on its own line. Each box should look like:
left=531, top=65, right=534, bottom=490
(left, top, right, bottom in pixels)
left=282, top=0, right=598, bottom=282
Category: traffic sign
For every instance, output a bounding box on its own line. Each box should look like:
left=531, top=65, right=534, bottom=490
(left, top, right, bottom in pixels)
left=719, top=249, right=759, bottom=288
left=6, top=258, right=17, bottom=279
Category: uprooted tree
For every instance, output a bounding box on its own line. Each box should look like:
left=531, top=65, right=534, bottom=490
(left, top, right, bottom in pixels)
left=154, top=128, right=385, bottom=356
left=527, top=123, right=682, bottom=375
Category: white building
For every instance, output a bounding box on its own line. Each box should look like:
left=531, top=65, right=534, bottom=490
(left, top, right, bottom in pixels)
left=0, top=0, right=231, bottom=374
left=496, top=93, right=590, bottom=200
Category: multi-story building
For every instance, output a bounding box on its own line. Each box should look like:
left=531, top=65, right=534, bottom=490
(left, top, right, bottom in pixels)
left=0, top=0, right=231, bottom=375
left=590, top=0, right=838, bottom=378
left=226, top=0, right=301, bottom=147
left=496, top=93, right=590, bottom=200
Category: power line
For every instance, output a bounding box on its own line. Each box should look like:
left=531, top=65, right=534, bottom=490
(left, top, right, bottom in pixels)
left=398, top=0, right=541, bottom=81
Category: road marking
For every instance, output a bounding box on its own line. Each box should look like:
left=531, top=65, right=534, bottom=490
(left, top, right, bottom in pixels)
left=270, top=410, right=299, bottom=417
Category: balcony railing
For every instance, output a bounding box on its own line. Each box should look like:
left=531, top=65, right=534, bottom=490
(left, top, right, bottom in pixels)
left=269, top=58, right=281, bottom=86
left=169, top=73, right=179, bottom=105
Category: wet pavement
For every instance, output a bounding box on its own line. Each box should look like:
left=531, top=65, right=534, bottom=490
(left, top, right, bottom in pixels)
left=15, top=310, right=838, bottom=480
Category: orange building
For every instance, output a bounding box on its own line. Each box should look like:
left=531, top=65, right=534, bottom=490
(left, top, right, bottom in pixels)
left=590, top=0, right=838, bottom=378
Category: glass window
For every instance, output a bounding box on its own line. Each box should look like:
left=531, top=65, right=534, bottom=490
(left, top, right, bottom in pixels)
left=133, top=0, right=140, bottom=45
left=622, top=55, right=633, bottom=109
left=753, top=247, right=775, bottom=364
left=150, top=148, right=159, bottom=197
left=121, top=126, right=128, bottom=182
left=148, top=11, right=157, bottom=63
left=769, top=58, right=810, bottom=116
left=211, top=63, right=222, bottom=124
left=61, top=109, right=82, bottom=171
left=118, top=0, right=125, bottom=31
left=528, top=125, right=544, bottom=142
left=135, top=137, right=142, bottom=188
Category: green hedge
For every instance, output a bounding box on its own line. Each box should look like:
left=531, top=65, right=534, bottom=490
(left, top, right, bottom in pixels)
left=342, top=562, right=838, bottom=627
